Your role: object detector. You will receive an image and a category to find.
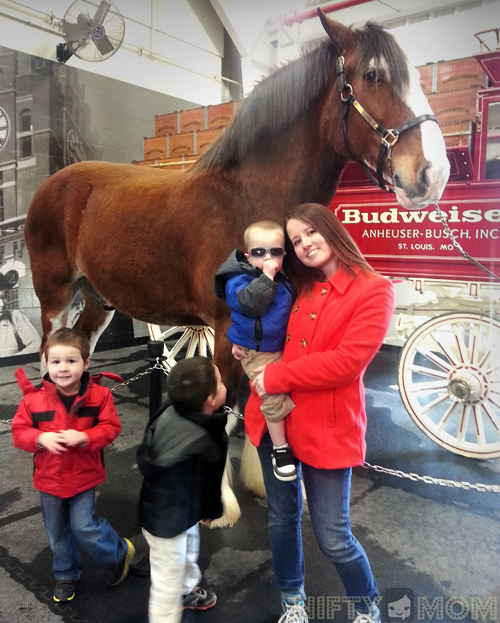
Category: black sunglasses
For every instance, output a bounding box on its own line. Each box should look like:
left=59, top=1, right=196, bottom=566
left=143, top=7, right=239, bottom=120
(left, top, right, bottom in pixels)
left=248, top=247, right=286, bottom=258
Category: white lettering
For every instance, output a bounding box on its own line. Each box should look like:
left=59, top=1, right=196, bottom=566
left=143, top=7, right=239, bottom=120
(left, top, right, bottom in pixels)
left=342, top=209, right=361, bottom=224
left=418, top=597, right=444, bottom=620
left=428, top=210, right=443, bottom=223
left=462, top=209, right=482, bottom=223
left=400, top=211, right=429, bottom=223
left=471, top=596, right=497, bottom=621
left=445, top=597, right=469, bottom=620
left=362, top=212, right=380, bottom=223
left=448, top=206, right=461, bottom=223
left=380, top=208, right=399, bottom=223
left=485, top=209, right=500, bottom=222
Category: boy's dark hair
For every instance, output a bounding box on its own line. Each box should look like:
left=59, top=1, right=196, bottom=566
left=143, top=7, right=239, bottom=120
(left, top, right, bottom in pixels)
left=43, top=328, right=91, bottom=362
left=167, top=357, right=217, bottom=415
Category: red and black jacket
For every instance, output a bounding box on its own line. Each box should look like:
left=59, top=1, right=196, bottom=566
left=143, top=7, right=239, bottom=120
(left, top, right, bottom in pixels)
left=12, top=369, right=122, bottom=498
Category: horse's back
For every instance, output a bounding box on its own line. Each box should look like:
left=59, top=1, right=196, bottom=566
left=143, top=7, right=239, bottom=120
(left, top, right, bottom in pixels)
left=25, top=161, right=184, bottom=252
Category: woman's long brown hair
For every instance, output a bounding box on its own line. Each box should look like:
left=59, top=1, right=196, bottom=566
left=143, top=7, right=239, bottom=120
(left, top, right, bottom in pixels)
left=283, top=203, right=374, bottom=297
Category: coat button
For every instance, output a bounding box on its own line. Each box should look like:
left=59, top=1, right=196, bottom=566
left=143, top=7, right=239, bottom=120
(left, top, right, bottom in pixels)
left=310, top=312, right=317, bottom=320
left=293, top=306, right=299, bottom=313
left=285, top=334, right=290, bottom=343
left=302, top=339, right=308, bottom=348
left=321, top=287, right=328, bottom=295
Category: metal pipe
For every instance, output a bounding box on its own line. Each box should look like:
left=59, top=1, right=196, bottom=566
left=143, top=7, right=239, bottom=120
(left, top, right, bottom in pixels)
left=282, top=0, right=374, bottom=27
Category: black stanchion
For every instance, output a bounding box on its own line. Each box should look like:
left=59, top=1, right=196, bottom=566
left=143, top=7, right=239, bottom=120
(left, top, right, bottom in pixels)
left=146, top=340, right=167, bottom=424
left=129, top=340, right=167, bottom=577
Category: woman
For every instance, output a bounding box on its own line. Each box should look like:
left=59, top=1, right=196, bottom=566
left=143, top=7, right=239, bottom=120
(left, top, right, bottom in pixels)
left=236, top=203, right=394, bottom=623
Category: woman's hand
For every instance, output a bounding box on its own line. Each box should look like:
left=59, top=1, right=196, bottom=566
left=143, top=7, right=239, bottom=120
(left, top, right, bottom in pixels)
left=232, top=343, right=249, bottom=360
left=251, top=365, right=267, bottom=398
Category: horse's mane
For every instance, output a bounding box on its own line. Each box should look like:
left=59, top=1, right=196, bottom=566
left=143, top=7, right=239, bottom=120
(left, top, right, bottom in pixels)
left=194, top=22, right=409, bottom=171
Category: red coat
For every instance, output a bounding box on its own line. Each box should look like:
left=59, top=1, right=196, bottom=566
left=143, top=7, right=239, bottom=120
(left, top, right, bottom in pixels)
left=245, top=267, right=394, bottom=469
left=12, top=369, right=123, bottom=498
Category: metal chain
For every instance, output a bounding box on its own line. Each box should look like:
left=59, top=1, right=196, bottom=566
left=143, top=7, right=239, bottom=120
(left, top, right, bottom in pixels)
left=223, top=405, right=245, bottom=420
left=362, top=461, right=500, bottom=493
left=433, top=201, right=500, bottom=281
left=0, top=362, right=169, bottom=426
left=3, top=362, right=497, bottom=493
left=109, top=362, right=169, bottom=393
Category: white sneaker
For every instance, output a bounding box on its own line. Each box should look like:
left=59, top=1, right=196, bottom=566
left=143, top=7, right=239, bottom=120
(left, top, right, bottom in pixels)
left=354, top=605, right=381, bottom=623
left=278, top=604, right=309, bottom=623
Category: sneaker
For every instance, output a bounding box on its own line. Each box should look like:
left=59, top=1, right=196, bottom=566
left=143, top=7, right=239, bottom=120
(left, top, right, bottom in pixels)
left=111, top=538, right=135, bottom=586
left=354, top=605, right=381, bottom=623
left=278, top=604, right=309, bottom=623
left=53, top=579, right=76, bottom=602
left=271, top=447, right=297, bottom=481
left=182, top=587, right=217, bottom=611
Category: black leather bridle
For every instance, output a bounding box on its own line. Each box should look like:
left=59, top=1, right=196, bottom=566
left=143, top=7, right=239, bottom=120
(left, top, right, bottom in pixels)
left=336, top=55, right=438, bottom=193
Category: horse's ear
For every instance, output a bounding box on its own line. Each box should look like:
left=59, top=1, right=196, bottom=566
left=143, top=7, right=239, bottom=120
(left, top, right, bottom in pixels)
left=317, top=8, right=352, bottom=50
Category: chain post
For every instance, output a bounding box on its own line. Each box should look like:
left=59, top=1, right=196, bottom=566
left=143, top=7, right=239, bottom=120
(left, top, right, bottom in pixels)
left=146, top=340, right=167, bottom=424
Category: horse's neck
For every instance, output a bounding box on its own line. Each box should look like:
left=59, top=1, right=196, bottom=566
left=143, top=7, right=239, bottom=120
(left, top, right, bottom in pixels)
left=241, top=102, right=347, bottom=207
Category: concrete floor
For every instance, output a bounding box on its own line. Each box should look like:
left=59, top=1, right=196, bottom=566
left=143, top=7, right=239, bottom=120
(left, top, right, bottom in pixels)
left=0, top=344, right=498, bottom=623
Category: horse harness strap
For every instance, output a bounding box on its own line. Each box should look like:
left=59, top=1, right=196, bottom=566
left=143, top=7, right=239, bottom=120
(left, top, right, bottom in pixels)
left=336, top=55, right=438, bottom=193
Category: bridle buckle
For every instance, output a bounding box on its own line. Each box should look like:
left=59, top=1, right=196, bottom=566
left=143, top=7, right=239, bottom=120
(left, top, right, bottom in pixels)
left=382, top=129, right=399, bottom=149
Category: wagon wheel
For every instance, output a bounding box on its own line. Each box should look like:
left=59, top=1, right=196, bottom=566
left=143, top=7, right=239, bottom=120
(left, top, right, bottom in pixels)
left=398, top=312, right=500, bottom=459
left=147, top=324, right=215, bottom=370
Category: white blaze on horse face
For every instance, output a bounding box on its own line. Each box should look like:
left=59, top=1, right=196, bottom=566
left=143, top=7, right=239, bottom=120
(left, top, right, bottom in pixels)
left=397, top=65, right=450, bottom=210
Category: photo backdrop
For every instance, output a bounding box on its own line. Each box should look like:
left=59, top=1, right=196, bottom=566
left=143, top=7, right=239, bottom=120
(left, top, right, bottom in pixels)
left=0, top=45, right=197, bottom=359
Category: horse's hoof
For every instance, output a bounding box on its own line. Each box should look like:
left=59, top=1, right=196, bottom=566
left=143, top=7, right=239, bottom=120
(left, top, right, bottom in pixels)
left=207, top=508, right=241, bottom=529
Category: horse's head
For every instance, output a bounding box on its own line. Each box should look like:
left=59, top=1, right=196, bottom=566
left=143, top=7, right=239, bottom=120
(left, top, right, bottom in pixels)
left=319, top=11, right=450, bottom=210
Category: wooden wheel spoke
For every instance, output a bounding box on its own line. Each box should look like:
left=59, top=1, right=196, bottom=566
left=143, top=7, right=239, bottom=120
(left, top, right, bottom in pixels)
left=148, top=325, right=215, bottom=370
left=420, top=392, right=450, bottom=414
left=408, top=364, right=448, bottom=379
left=481, top=402, right=500, bottom=433
left=168, top=329, right=192, bottom=359
left=436, top=400, right=458, bottom=430
left=429, top=333, right=460, bottom=366
left=456, top=405, right=469, bottom=443
left=452, top=323, right=470, bottom=365
left=410, top=379, right=448, bottom=393
left=473, top=405, right=486, bottom=447
left=415, top=345, right=452, bottom=371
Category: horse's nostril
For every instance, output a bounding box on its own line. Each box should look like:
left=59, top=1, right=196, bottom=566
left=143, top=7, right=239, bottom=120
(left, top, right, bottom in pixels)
left=419, top=163, right=430, bottom=193
left=394, top=174, right=403, bottom=189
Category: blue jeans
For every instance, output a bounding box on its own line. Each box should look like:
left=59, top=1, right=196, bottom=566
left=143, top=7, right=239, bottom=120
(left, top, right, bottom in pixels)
left=40, top=488, right=127, bottom=581
left=257, top=433, right=378, bottom=604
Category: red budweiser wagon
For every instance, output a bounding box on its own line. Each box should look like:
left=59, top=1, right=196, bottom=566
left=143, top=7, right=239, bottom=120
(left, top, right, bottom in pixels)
left=330, top=47, right=500, bottom=460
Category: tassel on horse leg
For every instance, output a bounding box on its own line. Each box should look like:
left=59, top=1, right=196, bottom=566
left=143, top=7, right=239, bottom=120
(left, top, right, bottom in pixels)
left=240, top=434, right=266, bottom=498
left=209, top=455, right=241, bottom=528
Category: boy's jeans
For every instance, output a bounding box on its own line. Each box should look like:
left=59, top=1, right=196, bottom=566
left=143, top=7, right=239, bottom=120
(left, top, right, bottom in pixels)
left=257, top=432, right=378, bottom=604
left=40, top=488, right=127, bottom=581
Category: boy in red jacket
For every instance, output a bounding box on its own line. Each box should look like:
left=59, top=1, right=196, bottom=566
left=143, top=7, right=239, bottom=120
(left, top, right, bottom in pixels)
left=12, top=328, right=134, bottom=603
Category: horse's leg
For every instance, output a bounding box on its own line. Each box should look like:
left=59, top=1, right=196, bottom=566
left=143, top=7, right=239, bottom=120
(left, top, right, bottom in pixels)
left=35, top=275, right=78, bottom=375
left=207, top=319, right=245, bottom=528
left=213, top=319, right=267, bottom=499
left=73, top=285, right=115, bottom=355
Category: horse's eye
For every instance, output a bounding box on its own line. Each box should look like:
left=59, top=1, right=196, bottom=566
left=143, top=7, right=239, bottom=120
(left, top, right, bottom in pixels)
left=365, top=69, right=379, bottom=84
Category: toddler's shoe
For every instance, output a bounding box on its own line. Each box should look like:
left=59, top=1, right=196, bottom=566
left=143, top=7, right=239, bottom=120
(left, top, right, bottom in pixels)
left=53, top=579, right=76, bottom=602
left=271, top=446, right=297, bottom=481
left=182, top=586, right=217, bottom=610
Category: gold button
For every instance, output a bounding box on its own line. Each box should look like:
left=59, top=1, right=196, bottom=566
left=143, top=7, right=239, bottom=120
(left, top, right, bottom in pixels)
left=285, top=334, right=290, bottom=343
left=310, top=312, right=317, bottom=320
left=293, top=306, right=299, bottom=313
left=302, top=339, right=308, bottom=348
left=321, top=287, right=328, bottom=295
